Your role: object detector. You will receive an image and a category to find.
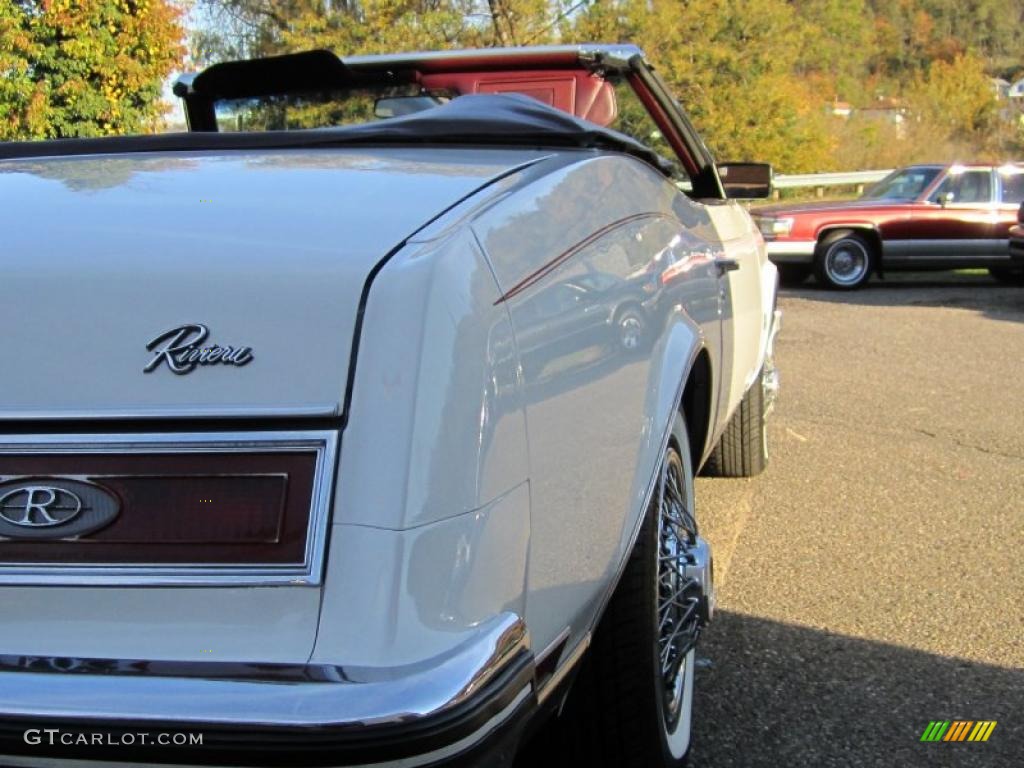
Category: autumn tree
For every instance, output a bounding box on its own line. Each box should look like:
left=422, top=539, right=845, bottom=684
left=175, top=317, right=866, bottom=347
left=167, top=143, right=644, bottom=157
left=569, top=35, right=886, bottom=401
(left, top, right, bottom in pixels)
left=568, top=0, right=837, bottom=171
left=869, top=0, right=1024, bottom=70
left=905, top=52, right=1005, bottom=156
left=793, top=0, right=878, bottom=104
left=0, top=0, right=185, bottom=140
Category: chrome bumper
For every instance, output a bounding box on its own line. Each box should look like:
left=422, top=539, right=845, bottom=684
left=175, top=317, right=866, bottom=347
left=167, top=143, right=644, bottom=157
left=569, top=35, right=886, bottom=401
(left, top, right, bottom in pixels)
left=765, top=240, right=816, bottom=263
left=0, top=613, right=533, bottom=767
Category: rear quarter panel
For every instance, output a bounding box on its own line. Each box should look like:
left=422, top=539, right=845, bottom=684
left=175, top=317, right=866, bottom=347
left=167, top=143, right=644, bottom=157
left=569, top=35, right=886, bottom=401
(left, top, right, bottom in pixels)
left=315, top=222, right=533, bottom=668
left=469, top=154, right=723, bottom=654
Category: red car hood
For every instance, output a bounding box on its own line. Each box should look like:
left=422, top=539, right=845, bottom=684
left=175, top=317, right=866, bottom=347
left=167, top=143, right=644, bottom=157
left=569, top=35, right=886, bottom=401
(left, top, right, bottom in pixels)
left=752, top=199, right=912, bottom=217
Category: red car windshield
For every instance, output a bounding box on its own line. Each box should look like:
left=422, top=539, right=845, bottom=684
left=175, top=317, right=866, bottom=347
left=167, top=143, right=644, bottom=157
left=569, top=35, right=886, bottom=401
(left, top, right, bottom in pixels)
left=862, top=167, right=942, bottom=201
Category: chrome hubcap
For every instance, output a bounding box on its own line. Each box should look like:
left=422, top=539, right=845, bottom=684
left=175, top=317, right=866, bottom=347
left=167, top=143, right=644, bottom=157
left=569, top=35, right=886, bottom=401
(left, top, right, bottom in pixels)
left=656, top=447, right=703, bottom=729
left=825, top=240, right=869, bottom=285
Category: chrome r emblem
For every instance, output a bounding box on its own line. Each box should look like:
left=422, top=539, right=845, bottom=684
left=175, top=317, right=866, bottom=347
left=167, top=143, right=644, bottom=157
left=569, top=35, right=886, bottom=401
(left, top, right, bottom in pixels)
left=0, top=479, right=122, bottom=539
left=0, top=486, right=82, bottom=527
left=145, top=324, right=254, bottom=375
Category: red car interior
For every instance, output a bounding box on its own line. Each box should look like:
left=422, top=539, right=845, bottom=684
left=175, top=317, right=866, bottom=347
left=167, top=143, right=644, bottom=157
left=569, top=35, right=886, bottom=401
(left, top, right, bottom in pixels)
left=420, top=70, right=618, bottom=126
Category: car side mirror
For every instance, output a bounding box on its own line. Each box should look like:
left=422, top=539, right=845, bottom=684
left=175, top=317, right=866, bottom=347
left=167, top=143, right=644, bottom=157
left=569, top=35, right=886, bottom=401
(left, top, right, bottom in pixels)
left=939, top=191, right=955, bottom=208
left=717, top=162, right=773, bottom=199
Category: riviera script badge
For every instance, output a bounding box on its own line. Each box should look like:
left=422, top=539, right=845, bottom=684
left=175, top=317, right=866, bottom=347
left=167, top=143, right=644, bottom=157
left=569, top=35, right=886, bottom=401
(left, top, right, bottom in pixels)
left=144, top=324, right=254, bottom=375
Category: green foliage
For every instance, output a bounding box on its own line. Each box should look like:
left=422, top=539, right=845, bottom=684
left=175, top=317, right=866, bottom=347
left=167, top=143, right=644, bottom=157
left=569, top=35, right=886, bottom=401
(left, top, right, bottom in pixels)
left=0, top=0, right=185, bottom=140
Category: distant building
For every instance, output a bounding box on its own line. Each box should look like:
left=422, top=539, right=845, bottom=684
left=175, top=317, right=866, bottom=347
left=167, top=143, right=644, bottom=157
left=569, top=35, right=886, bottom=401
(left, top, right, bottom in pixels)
left=1009, top=78, right=1024, bottom=100
left=828, top=98, right=852, bottom=118
left=849, top=97, right=907, bottom=137
left=991, top=77, right=1011, bottom=99
left=858, top=97, right=906, bottom=124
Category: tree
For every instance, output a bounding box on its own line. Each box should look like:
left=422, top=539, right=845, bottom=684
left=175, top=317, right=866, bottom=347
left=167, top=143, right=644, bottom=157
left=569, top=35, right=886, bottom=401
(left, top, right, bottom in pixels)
left=569, top=0, right=836, bottom=171
left=794, top=0, right=877, bottom=104
left=0, top=0, right=186, bottom=140
left=906, top=53, right=1000, bottom=150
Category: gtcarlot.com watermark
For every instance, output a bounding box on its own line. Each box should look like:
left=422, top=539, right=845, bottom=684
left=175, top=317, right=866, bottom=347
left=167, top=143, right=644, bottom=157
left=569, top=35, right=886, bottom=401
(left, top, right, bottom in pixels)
left=24, top=729, right=203, bottom=747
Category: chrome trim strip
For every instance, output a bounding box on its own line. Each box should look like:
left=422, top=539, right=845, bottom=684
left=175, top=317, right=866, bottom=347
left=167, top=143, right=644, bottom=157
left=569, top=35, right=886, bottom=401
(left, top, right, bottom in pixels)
left=765, top=240, right=816, bottom=260
left=817, top=222, right=881, bottom=233
left=883, top=239, right=1010, bottom=258
left=342, top=43, right=643, bottom=72
left=0, top=404, right=339, bottom=421
left=0, top=430, right=337, bottom=587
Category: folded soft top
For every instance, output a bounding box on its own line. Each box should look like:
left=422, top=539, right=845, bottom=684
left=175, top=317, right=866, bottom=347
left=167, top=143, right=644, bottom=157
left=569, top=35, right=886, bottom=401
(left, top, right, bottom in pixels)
left=0, top=93, right=672, bottom=175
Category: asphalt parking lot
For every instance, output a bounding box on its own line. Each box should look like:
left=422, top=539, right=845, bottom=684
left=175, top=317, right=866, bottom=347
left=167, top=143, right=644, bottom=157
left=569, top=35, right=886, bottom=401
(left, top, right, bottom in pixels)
left=690, top=272, right=1024, bottom=767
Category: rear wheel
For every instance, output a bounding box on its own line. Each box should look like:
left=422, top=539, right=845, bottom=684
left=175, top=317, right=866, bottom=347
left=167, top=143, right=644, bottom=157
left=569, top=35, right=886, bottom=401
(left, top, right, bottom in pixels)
left=814, top=230, right=873, bottom=289
left=554, top=413, right=709, bottom=767
left=704, top=364, right=773, bottom=477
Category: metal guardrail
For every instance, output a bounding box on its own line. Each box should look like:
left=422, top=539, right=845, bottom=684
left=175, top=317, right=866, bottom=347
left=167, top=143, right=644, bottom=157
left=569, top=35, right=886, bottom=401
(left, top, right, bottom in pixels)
left=772, top=169, right=893, bottom=190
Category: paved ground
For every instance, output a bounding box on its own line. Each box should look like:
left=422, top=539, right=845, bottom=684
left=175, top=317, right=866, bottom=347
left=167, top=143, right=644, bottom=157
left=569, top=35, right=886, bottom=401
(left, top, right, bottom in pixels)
left=690, top=272, right=1024, bottom=767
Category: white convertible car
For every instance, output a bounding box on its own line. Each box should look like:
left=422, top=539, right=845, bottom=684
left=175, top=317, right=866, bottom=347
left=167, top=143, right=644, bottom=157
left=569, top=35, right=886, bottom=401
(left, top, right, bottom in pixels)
left=0, top=45, right=779, bottom=768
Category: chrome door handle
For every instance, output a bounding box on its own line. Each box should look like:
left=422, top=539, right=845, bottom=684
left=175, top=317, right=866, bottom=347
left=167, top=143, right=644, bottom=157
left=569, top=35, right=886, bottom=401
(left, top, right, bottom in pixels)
left=715, top=257, right=740, bottom=275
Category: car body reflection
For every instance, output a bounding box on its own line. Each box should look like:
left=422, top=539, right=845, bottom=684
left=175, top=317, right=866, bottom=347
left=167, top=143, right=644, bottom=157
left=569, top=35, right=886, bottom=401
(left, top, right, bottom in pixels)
left=510, top=234, right=718, bottom=393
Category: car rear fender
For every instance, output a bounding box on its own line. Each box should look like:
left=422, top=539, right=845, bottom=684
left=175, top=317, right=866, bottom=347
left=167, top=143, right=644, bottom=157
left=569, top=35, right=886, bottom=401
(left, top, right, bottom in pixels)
left=465, top=153, right=722, bottom=662
left=580, top=329, right=710, bottom=638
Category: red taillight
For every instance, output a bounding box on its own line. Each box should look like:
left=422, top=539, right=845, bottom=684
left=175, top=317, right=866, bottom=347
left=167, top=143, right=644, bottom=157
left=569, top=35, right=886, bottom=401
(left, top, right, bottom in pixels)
left=0, top=451, right=317, bottom=565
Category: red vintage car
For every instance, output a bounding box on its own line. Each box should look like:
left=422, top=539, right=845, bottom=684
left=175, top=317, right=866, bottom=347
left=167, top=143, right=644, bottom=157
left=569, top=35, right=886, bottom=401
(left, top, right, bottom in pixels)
left=753, top=163, right=1024, bottom=288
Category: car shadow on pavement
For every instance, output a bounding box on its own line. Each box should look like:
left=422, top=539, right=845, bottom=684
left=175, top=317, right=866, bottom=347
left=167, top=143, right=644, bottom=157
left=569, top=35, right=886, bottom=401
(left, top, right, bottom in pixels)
left=781, top=272, right=1024, bottom=326
left=690, top=610, right=1023, bottom=767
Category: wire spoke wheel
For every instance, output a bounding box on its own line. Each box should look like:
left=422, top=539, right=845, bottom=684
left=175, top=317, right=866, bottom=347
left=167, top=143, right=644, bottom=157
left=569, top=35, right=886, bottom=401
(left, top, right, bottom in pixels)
left=550, top=415, right=704, bottom=767
left=656, top=444, right=702, bottom=735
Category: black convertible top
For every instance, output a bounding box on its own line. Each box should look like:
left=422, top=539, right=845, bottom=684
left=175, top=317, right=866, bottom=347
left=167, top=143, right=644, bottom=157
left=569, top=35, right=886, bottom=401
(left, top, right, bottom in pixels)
left=0, top=94, right=672, bottom=175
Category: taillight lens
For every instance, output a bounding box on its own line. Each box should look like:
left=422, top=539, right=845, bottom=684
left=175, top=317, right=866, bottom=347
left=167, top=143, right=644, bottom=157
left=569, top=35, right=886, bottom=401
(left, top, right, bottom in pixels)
left=0, top=451, right=317, bottom=565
